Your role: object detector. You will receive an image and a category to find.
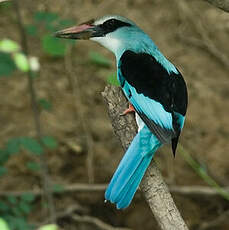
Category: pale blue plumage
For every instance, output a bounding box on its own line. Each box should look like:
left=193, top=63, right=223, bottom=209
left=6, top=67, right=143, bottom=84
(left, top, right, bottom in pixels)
left=105, top=125, right=161, bottom=209
left=55, top=15, right=188, bottom=210
left=102, top=16, right=186, bottom=209
left=110, top=26, right=178, bottom=75
left=174, top=112, right=185, bottom=130
left=105, top=68, right=175, bottom=209
left=122, top=81, right=174, bottom=132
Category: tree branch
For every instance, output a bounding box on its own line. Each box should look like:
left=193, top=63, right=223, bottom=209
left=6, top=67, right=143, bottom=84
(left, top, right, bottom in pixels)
left=102, top=85, right=189, bottom=230
left=64, top=46, right=95, bottom=183
left=0, top=183, right=228, bottom=198
left=198, top=209, right=229, bottom=230
left=202, top=0, right=229, bottom=12
left=13, top=1, right=56, bottom=223
left=72, top=214, right=131, bottom=230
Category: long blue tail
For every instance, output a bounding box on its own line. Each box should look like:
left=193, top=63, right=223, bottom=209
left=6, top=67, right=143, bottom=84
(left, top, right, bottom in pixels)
left=105, top=125, right=162, bottom=209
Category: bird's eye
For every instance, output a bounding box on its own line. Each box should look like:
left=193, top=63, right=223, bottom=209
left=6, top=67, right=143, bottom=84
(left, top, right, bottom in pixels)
left=99, top=18, right=131, bottom=34
left=103, top=19, right=116, bottom=29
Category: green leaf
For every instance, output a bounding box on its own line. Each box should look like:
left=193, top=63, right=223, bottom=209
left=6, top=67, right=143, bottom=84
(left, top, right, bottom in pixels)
left=6, top=138, right=21, bottom=155
left=42, top=35, right=67, bottom=57
left=0, top=52, right=16, bottom=76
left=39, top=224, right=59, bottom=230
left=0, top=167, right=7, bottom=176
left=19, top=201, right=31, bottom=214
left=8, top=216, right=28, bottom=230
left=7, top=195, right=17, bottom=204
left=11, top=206, right=23, bottom=216
left=34, top=12, right=59, bottom=24
left=13, top=52, right=30, bottom=72
left=0, top=39, right=20, bottom=53
left=0, top=201, right=10, bottom=212
left=41, top=136, right=58, bottom=149
left=21, top=193, right=35, bottom=202
left=20, top=137, right=44, bottom=155
left=0, top=218, right=10, bottom=230
left=38, top=98, right=52, bottom=111
left=26, top=161, right=40, bottom=171
left=89, top=52, right=111, bottom=68
left=25, top=24, right=38, bottom=36
left=52, top=184, right=64, bottom=193
left=107, top=73, right=120, bottom=86
left=0, top=149, right=10, bottom=164
left=0, top=1, right=12, bottom=10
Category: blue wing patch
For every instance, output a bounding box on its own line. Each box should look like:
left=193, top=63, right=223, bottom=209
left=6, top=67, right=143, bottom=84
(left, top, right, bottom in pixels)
left=117, top=50, right=188, bottom=148
left=122, top=80, right=175, bottom=143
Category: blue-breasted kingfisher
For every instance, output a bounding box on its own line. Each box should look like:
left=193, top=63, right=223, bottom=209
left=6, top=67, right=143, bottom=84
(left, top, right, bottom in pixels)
left=55, top=15, right=188, bottom=209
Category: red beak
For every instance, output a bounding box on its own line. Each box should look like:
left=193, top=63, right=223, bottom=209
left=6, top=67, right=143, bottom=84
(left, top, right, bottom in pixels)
left=54, top=23, right=95, bottom=40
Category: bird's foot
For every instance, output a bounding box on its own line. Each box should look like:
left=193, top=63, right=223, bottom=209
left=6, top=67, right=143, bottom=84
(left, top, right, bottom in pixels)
left=120, top=103, right=135, bottom=116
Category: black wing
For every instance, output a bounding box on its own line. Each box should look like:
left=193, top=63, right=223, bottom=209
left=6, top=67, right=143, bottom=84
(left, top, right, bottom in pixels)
left=119, top=50, right=188, bottom=154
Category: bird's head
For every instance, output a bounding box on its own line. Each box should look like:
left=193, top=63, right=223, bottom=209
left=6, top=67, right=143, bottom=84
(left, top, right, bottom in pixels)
left=55, top=15, right=149, bottom=58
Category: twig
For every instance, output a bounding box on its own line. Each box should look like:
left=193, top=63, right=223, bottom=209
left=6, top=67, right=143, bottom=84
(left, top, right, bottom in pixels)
left=170, top=185, right=229, bottom=196
left=36, top=204, right=89, bottom=227
left=102, top=85, right=189, bottom=230
left=202, top=0, right=229, bottom=12
left=72, top=214, right=131, bottom=230
left=177, top=0, right=229, bottom=70
left=0, top=183, right=228, bottom=198
left=178, top=35, right=229, bottom=70
left=64, top=46, right=94, bottom=183
left=0, top=184, right=107, bottom=197
left=13, top=1, right=56, bottom=222
left=198, top=209, right=229, bottom=230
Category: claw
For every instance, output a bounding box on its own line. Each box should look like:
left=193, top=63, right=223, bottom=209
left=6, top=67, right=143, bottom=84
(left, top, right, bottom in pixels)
left=120, top=103, right=135, bottom=116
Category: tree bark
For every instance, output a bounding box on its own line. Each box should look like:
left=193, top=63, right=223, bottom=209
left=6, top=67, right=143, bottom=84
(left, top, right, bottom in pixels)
left=202, top=0, right=229, bottom=12
left=102, top=85, right=189, bottom=230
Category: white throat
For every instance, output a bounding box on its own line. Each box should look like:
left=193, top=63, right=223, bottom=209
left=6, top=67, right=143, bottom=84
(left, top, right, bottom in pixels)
left=90, top=36, right=123, bottom=58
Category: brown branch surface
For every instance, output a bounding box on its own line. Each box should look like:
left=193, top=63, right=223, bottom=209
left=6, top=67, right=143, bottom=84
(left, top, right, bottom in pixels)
left=203, top=0, right=229, bottom=12
left=102, top=85, right=189, bottom=230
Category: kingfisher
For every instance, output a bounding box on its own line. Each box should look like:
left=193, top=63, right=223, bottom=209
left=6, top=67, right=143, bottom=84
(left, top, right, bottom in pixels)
left=55, top=15, right=188, bottom=209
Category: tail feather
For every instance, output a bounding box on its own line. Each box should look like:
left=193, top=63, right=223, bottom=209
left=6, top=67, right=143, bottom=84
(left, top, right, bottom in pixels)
left=114, top=155, right=149, bottom=203
left=107, top=125, right=153, bottom=201
left=116, top=154, right=153, bottom=209
left=105, top=125, right=161, bottom=209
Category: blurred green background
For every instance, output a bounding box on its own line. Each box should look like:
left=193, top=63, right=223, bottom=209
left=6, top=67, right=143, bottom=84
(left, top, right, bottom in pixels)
left=0, top=0, right=229, bottom=229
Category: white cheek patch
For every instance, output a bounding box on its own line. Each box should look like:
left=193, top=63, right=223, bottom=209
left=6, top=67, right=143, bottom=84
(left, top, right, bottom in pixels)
left=90, top=36, right=121, bottom=54
left=93, top=15, right=117, bottom=25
